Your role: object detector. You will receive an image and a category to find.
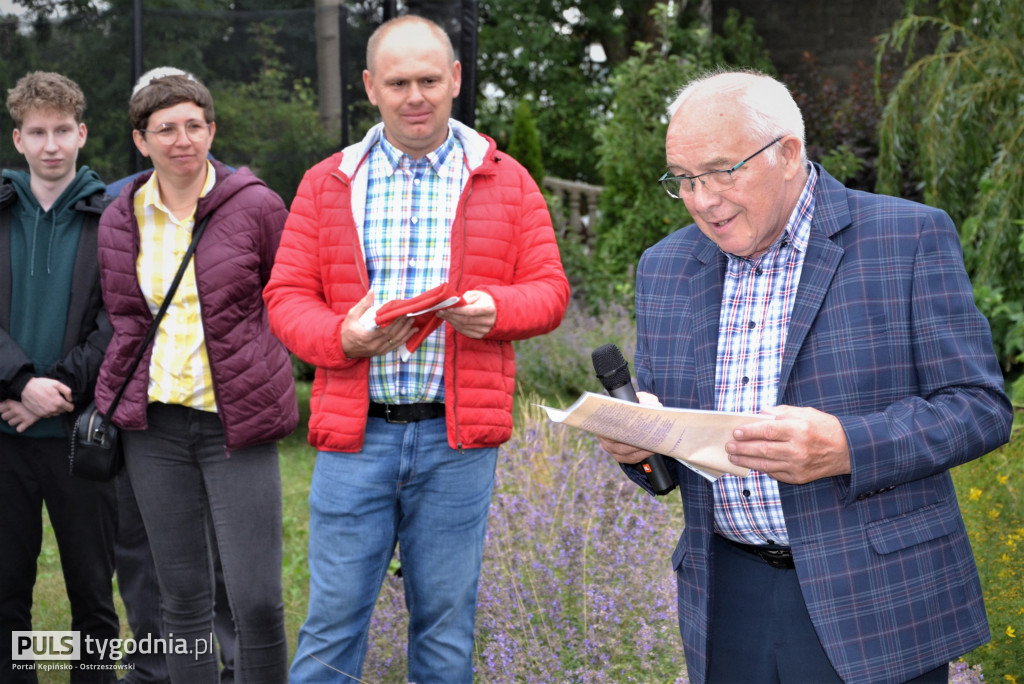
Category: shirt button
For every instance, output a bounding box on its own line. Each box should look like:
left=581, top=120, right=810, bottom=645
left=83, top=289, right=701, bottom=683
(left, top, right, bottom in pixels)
left=748, top=320, right=756, bottom=329
left=741, top=376, right=749, bottom=384
left=742, top=489, right=751, bottom=497
left=755, top=267, right=764, bottom=276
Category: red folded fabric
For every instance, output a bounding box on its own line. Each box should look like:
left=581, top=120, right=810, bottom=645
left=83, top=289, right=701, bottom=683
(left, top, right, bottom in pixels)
left=359, top=283, right=465, bottom=361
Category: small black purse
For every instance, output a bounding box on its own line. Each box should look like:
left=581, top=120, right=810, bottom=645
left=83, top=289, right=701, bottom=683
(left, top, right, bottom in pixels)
left=69, top=215, right=210, bottom=481
left=69, top=401, right=123, bottom=481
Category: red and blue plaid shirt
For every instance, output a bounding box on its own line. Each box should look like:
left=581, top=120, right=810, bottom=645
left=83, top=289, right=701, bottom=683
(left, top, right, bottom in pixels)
left=713, top=164, right=818, bottom=546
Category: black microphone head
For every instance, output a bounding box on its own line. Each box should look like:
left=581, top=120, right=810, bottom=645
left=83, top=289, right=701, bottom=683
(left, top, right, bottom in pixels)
left=592, top=343, right=631, bottom=390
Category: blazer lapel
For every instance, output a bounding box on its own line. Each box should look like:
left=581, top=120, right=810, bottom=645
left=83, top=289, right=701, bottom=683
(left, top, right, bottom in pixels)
left=779, top=168, right=851, bottom=391
left=693, top=238, right=726, bottom=410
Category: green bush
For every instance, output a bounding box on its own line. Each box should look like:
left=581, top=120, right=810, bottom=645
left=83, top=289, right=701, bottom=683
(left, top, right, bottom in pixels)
left=876, top=0, right=1024, bottom=374
left=211, top=23, right=336, bottom=205
left=506, top=98, right=544, bottom=188
left=514, top=298, right=637, bottom=406
left=585, top=3, right=773, bottom=310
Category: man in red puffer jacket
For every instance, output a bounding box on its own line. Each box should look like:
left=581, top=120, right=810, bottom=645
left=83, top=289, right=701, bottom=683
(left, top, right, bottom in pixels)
left=264, top=14, right=569, bottom=684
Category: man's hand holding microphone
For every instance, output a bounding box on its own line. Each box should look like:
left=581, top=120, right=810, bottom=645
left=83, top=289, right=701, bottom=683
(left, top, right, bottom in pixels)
left=592, top=344, right=676, bottom=495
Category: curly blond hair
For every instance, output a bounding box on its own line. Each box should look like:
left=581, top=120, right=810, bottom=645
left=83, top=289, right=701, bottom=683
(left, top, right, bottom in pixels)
left=6, top=71, right=85, bottom=128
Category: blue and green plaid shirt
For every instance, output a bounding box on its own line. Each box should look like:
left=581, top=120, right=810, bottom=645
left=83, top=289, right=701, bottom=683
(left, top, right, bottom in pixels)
left=363, top=129, right=468, bottom=404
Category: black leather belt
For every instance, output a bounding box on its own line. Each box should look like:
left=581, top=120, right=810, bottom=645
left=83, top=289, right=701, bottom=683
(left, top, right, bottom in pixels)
left=725, top=537, right=795, bottom=569
left=368, top=402, right=445, bottom=424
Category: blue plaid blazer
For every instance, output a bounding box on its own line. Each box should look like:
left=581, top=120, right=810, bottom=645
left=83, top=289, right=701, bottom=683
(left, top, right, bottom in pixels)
left=629, top=165, right=1012, bottom=684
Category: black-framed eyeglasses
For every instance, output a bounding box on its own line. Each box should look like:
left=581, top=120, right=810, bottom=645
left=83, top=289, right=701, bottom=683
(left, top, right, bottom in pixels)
left=139, top=120, right=211, bottom=144
left=658, top=136, right=784, bottom=199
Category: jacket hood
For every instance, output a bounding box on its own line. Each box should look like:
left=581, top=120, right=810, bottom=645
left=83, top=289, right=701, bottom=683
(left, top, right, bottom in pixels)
left=2, top=166, right=105, bottom=215
left=1, top=167, right=106, bottom=277
left=111, top=160, right=268, bottom=223
left=338, top=119, right=495, bottom=178
left=196, top=161, right=270, bottom=221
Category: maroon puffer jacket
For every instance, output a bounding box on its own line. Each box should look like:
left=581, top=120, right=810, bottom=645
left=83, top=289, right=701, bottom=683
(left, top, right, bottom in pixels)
left=95, top=161, right=298, bottom=451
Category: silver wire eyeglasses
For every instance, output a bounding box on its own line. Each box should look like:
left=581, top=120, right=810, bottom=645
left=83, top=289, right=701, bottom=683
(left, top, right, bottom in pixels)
left=658, top=136, right=784, bottom=199
left=139, top=120, right=211, bottom=144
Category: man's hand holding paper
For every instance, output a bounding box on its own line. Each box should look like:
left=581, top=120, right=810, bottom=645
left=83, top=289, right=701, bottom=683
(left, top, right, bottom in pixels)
left=725, top=404, right=851, bottom=484
left=597, top=391, right=663, bottom=465
left=347, top=283, right=469, bottom=360
left=597, top=396, right=850, bottom=484
left=341, top=291, right=417, bottom=358
left=435, top=290, right=496, bottom=339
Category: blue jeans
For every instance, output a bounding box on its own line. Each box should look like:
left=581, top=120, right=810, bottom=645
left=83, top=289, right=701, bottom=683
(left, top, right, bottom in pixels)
left=290, top=416, right=498, bottom=684
left=123, top=403, right=286, bottom=684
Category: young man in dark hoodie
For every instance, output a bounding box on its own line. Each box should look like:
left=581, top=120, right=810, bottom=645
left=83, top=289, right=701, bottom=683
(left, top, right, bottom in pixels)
left=0, top=71, right=119, bottom=682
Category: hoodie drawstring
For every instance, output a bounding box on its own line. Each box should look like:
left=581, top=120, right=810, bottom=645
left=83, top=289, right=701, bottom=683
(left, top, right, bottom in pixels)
left=29, top=206, right=40, bottom=277
left=46, top=211, right=57, bottom=275
left=27, top=206, right=59, bottom=276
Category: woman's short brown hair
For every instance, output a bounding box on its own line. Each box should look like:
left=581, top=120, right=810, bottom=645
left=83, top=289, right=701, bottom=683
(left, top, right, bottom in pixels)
left=129, top=72, right=214, bottom=131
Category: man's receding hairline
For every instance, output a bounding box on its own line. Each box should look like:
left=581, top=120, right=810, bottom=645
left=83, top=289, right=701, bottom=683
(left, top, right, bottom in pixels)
left=366, top=16, right=455, bottom=72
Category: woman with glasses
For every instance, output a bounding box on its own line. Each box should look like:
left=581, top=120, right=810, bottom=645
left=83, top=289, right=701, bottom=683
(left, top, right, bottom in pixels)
left=94, top=68, right=298, bottom=683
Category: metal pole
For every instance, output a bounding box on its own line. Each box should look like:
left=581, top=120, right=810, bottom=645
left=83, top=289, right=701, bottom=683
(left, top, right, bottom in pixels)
left=130, top=0, right=144, bottom=173
left=459, top=0, right=478, bottom=128
left=339, top=3, right=350, bottom=148
left=315, top=0, right=343, bottom=141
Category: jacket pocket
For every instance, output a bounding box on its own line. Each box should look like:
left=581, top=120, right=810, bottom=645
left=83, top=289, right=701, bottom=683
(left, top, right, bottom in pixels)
left=865, top=499, right=962, bottom=555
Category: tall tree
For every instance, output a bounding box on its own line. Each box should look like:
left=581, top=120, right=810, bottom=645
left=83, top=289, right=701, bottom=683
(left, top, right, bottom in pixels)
left=476, top=0, right=700, bottom=183
left=876, top=0, right=1024, bottom=374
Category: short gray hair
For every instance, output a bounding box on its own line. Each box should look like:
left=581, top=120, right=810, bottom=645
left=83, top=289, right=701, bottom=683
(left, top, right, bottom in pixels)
left=668, top=69, right=806, bottom=164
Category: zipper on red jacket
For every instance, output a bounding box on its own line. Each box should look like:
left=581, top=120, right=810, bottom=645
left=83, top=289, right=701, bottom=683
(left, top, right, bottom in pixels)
left=451, top=172, right=476, bottom=451
left=331, top=171, right=370, bottom=293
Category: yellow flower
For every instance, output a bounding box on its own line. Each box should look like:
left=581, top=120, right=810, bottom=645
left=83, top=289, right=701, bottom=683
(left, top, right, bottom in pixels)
left=969, top=487, right=983, bottom=501
left=1007, top=625, right=1017, bottom=638
left=997, top=474, right=1009, bottom=485
left=1004, top=675, right=1017, bottom=684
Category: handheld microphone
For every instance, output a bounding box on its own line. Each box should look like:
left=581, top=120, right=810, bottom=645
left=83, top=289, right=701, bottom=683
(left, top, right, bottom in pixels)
left=591, top=344, right=675, bottom=495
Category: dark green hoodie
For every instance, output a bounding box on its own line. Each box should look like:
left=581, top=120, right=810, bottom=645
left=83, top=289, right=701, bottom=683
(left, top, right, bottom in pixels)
left=2, top=166, right=105, bottom=438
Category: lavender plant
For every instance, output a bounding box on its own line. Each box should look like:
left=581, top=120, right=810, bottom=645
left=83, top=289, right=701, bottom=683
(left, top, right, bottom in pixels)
left=514, top=298, right=637, bottom=405
left=361, top=405, right=687, bottom=682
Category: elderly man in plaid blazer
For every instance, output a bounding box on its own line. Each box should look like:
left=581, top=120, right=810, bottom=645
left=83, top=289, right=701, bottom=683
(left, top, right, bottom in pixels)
left=600, top=69, right=1013, bottom=684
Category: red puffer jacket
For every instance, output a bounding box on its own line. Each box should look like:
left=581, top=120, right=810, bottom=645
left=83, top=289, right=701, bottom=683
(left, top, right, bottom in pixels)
left=95, top=161, right=298, bottom=451
left=264, top=121, right=569, bottom=451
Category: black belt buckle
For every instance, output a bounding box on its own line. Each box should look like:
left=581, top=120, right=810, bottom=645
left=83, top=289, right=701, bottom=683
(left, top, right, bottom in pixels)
left=726, top=537, right=795, bottom=569
left=755, top=547, right=795, bottom=569
left=383, top=404, right=410, bottom=424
